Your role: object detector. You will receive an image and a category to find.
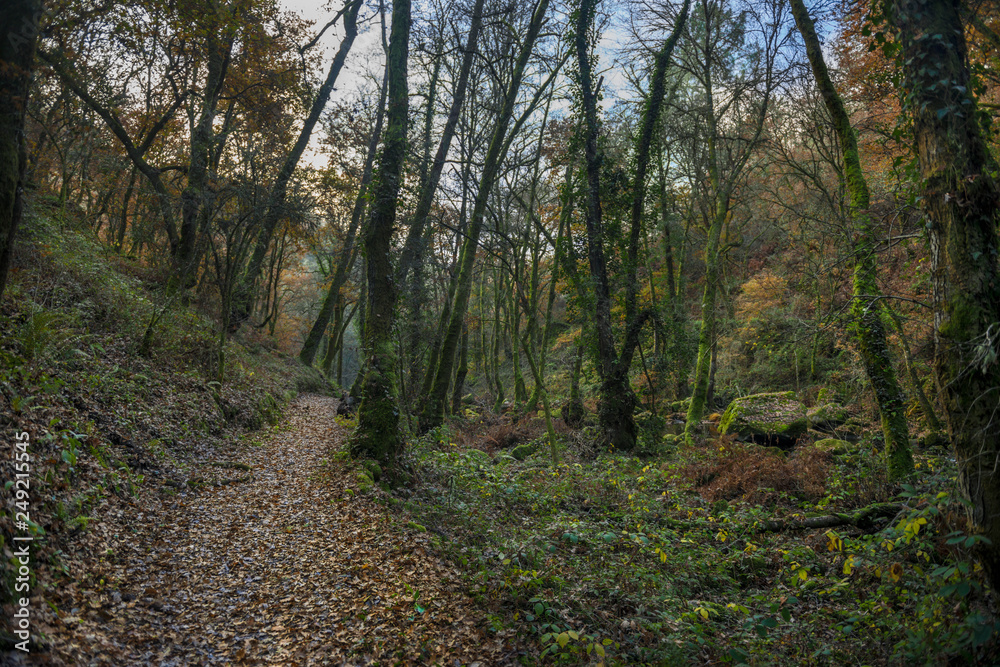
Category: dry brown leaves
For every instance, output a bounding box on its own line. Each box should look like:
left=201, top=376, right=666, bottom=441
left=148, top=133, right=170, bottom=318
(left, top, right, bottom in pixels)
left=29, top=395, right=517, bottom=666
left=689, top=441, right=831, bottom=504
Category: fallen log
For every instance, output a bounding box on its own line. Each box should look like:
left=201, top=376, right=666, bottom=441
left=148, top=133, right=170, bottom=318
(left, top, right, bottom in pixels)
left=753, top=502, right=906, bottom=533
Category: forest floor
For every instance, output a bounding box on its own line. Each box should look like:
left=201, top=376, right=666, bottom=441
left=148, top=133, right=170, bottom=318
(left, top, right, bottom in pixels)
left=23, top=394, right=520, bottom=666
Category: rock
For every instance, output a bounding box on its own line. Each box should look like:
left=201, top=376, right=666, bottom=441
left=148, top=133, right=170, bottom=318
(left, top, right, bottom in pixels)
left=812, top=438, right=858, bottom=456
left=807, top=403, right=848, bottom=431
left=362, top=459, right=382, bottom=482
left=511, top=442, right=538, bottom=461
left=918, top=431, right=948, bottom=450
left=719, top=391, right=808, bottom=449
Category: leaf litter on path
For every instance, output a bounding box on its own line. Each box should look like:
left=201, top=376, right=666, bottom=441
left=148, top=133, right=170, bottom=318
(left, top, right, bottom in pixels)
left=31, top=395, right=517, bottom=666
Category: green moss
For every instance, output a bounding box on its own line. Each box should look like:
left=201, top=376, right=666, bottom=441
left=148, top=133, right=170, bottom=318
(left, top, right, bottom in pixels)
left=813, top=438, right=857, bottom=456
left=406, top=521, right=427, bottom=533
left=719, top=392, right=808, bottom=441
left=362, top=459, right=382, bottom=482
left=512, top=442, right=538, bottom=461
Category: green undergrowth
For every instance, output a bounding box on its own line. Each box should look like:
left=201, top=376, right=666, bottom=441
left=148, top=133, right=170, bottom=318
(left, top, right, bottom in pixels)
left=0, top=211, right=327, bottom=613
left=393, top=416, right=998, bottom=665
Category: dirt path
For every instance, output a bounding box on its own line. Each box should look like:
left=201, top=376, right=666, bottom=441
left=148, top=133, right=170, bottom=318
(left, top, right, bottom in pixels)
left=35, top=395, right=517, bottom=666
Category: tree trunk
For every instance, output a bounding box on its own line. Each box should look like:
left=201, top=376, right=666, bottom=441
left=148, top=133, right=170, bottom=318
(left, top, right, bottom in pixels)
left=348, top=0, right=410, bottom=468
left=176, top=28, right=231, bottom=285
left=0, top=0, right=40, bottom=301
left=886, top=307, right=943, bottom=433
left=576, top=0, right=688, bottom=450
left=790, top=0, right=912, bottom=480
left=396, top=0, right=486, bottom=288
left=451, top=325, right=469, bottom=415
left=890, top=0, right=1000, bottom=589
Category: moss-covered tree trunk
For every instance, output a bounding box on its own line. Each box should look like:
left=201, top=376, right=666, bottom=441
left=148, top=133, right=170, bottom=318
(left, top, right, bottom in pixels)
left=790, top=0, right=912, bottom=480
left=349, top=0, right=410, bottom=466
left=576, top=0, right=688, bottom=450
left=451, top=325, right=469, bottom=415
left=0, top=0, right=41, bottom=301
left=889, top=0, right=1000, bottom=589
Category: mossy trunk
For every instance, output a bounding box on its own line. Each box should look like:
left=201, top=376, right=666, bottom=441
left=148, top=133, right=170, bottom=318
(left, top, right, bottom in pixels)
left=509, top=291, right=528, bottom=404
left=491, top=272, right=505, bottom=412
left=562, top=336, right=586, bottom=428
left=528, top=174, right=568, bottom=410
left=451, top=325, right=469, bottom=415
left=891, top=0, right=1000, bottom=589
left=576, top=0, right=688, bottom=450
left=349, top=0, right=410, bottom=467
left=790, top=0, right=912, bottom=480
left=684, top=205, right=725, bottom=442
left=0, top=0, right=41, bottom=301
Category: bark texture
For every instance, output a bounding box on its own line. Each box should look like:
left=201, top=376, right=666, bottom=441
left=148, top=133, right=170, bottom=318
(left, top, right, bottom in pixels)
left=0, top=0, right=41, bottom=301
left=890, top=0, right=1000, bottom=589
left=789, top=0, right=912, bottom=480
left=349, top=0, right=411, bottom=467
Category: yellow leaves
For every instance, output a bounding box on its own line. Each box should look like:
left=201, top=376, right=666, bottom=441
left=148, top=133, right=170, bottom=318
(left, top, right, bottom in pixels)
left=890, top=563, right=904, bottom=582
left=843, top=555, right=856, bottom=576
left=798, top=568, right=809, bottom=582
left=743, top=542, right=757, bottom=554
left=899, top=516, right=928, bottom=544
left=826, top=530, right=844, bottom=553
left=655, top=547, right=668, bottom=563
left=715, top=528, right=728, bottom=542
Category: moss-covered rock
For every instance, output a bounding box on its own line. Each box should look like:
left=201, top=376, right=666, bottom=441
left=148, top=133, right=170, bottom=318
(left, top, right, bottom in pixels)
left=719, top=391, right=808, bottom=448
left=812, top=438, right=859, bottom=456
left=511, top=441, right=538, bottom=461
left=362, top=459, right=382, bottom=482
left=807, top=403, right=848, bottom=431
left=356, top=470, right=374, bottom=492
left=918, top=431, right=948, bottom=450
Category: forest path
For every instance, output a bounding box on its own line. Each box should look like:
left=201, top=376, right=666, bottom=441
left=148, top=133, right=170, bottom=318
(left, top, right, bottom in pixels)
left=41, top=394, right=514, bottom=666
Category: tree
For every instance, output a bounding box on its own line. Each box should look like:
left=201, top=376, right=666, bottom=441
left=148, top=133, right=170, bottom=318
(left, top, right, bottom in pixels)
left=573, top=0, right=689, bottom=449
left=789, top=0, right=912, bottom=480
left=299, top=23, right=391, bottom=367
left=887, top=0, right=1000, bottom=589
left=348, top=0, right=411, bottom=466
left=0, top=0, right=42, bottom=301
left=230, top=0, right=363, bottom=328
